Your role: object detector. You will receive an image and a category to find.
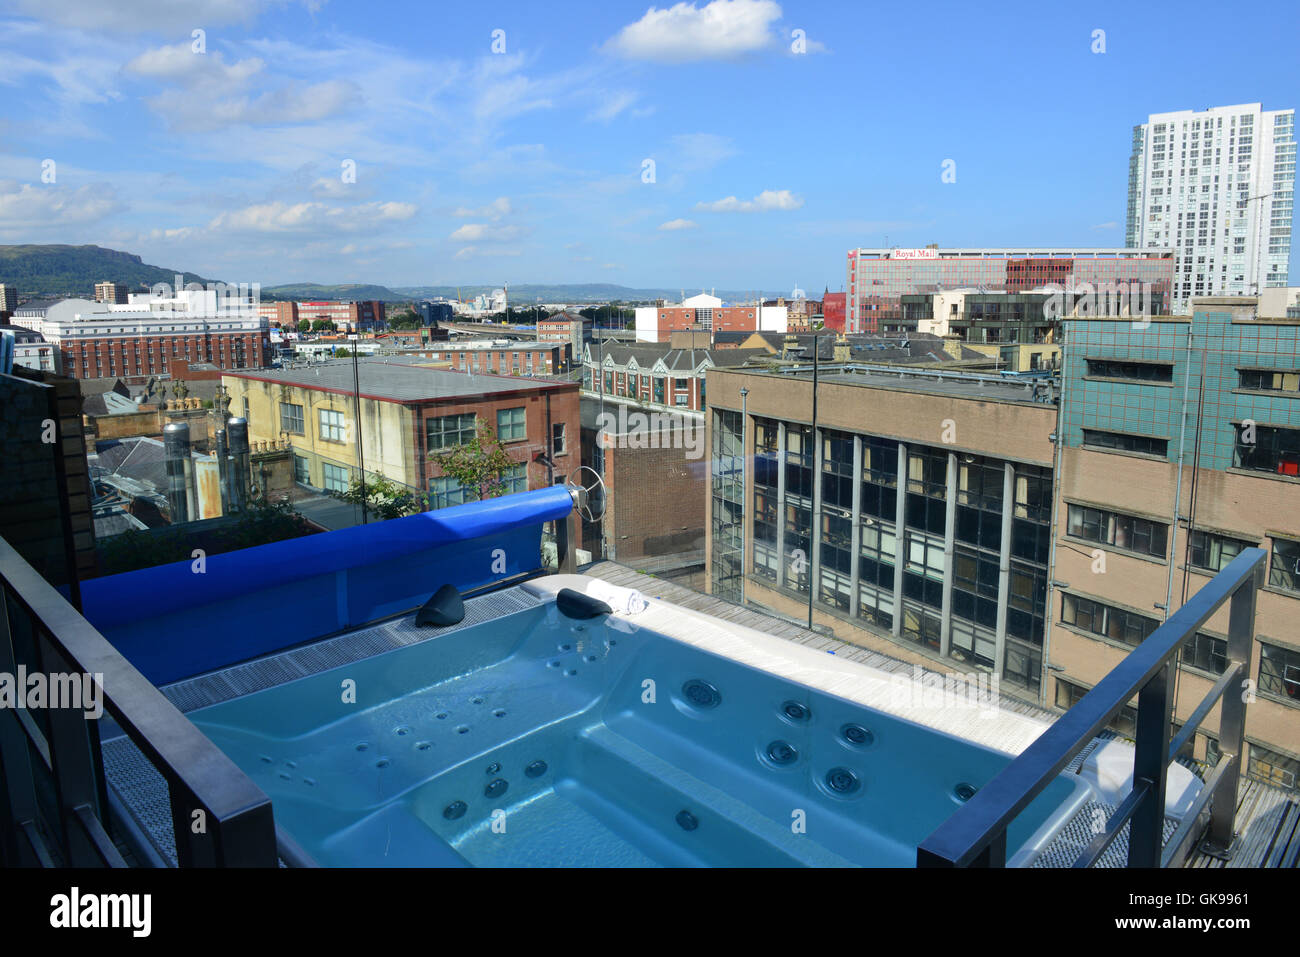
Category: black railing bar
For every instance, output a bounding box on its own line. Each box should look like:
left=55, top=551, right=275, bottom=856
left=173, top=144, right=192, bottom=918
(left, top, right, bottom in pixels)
left=12, top=707, right=52, bottom=771
left=0, top=538, right=271, bottom=828
left=1161, top=754, right=1235, bottom=869
left=1167, top=660, right=1243, bottom=763
left=917, top=547, right=1265, bottom=866
left=73, top=803, right=127, bottom=867
left=105, top=787, right=170, bottom=867
left=19, top=820, right=55, bottom=867
left=1071, top=781, right=1150, bottom=868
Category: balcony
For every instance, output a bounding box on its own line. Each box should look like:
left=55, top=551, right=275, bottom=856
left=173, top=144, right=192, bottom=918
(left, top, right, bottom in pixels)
left=0, top=488, right=1296, bottom=868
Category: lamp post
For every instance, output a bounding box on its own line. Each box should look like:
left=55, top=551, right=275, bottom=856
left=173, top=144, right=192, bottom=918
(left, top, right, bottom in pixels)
left=739, top=386, right=749, bottom=607
left=808, top=320, right=823, bottom=631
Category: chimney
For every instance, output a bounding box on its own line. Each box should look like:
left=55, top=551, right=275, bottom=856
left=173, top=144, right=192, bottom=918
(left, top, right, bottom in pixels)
left=214, top=426, right=230, bottom=513
left=163, top=422, right=195, bottom=523
left=834, top=334, right=851, bottom=362
left=226, top=416, right=251, bottom=512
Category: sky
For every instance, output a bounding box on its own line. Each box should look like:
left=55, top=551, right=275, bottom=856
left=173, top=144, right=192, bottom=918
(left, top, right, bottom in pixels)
left=0, top=0, right=1296, bottom=292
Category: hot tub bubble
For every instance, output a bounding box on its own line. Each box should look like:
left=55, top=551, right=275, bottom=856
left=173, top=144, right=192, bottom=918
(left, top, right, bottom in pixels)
left=825, top=767, right=861, bottom=795
left=840, top=724, right=874, bottom=748
left=781, top=701, right=810, bottom=722
left=682, top=679, right=721, bottom=709
left=765, top=740, right=798, bottom=766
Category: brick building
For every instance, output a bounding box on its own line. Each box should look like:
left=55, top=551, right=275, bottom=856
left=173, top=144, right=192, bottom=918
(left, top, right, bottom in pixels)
left=296, top=300, right=386, bottom=333
left=633, top=293, right=788, bottom=343
left=582, top=337, right=767, bottom=412
left=580, top=400, right=707, bottom=586
left=16, top=292, right=269, bottom=380
left=222, top=359, right=580, bottom=522
left=406, top=341, right=569, bottom=376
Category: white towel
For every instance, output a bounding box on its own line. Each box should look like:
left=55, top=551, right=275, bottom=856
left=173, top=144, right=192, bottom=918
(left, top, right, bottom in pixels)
left=586, top=579, right=648, bottom=615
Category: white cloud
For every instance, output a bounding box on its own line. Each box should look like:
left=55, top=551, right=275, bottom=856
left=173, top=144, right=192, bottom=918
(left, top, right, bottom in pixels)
left=125, top=43, right=264, bottom=84
left=1091, top=221, right=1119, bottom=230
left=658, top=218, right=697, bottom=230
left=605, top=0, right=782, bottom=63
left=449, top=223, right=523, bottom=242
left=695, top=189, right=803, bottom=212
left=0, top=180, right=122, bottom=230
left=144, top=79, right=358, bottom=131
left=587, top=91, right=639, bottom=123
left=452, top=197, right=512, bottom=219
left=9, top=0, right=309, bottom=32
left=207, top=199, right=415, bottom=232
left=453, top=246, right=522, bottom=260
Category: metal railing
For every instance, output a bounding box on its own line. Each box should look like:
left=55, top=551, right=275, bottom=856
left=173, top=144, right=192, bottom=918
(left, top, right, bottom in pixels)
left=0, top=535, right=277, bottom=867
left=917, top=547, right=1265, bottom=868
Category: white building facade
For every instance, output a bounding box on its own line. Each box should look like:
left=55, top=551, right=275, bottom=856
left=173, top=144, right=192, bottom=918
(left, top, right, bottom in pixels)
left=1127, top=102, right=1296, bottom=312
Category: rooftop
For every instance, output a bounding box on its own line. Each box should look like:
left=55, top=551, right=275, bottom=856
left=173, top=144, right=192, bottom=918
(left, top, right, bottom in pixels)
left=223, top=356, right=576, bottom=403
left=717, top=362, right=1060, bottom=406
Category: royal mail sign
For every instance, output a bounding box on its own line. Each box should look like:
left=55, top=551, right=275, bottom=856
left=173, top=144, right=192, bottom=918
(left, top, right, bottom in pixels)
left=890, top=248, right=939, bottom=260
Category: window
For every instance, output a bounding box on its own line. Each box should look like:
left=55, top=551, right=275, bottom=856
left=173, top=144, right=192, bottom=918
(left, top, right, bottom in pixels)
left=496, top=407, right=526, bottom=442
left=1066, top=504, right=1168, bottom=558
left=1258, top=642, right=1300, bottom=701
left=1270, top=538, right=1300, bottom=592
left=322, top=462, right=349, bottom=493
left=293, top=454, right=310, bottom=485
left=1182, top=631, right=1228, bottom=675
left=1081, top=429, right=1168, bottom=457
left=1234, top=424, right=1300, bottom=476
left=426, top=412, right=476, bottom=451
left=1055, top=678, right=1138, bottom=738
left=1247, top=742, right=1299, bottom=790
left=552, top=423, right=566, bottom=456
left=280, top=402, right=304, bottom=435
left=1085, top=358, right=1173, bottom=382
left=1061, top=593, right=1159, bottom=648
left=503, top=463, right=527, bottom=495
left=319, top=408, right=347, bottom=442
left=428, top=475, right=473, bottom=509
left=1239, top=369, right=1300, bottom=392
left=1187, top=530, right=1255, bottom=573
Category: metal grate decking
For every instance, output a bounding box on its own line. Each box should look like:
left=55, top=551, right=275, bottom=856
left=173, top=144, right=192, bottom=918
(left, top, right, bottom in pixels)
left=582, top=561, right=1300, bottom=868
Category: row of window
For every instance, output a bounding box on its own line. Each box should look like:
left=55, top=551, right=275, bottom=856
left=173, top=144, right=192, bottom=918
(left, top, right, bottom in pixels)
left=1083, top=359, right=1300, bottom=396
left=293, top=453, right=529, bottom=507
left=278, top=401, right=565, bottom=455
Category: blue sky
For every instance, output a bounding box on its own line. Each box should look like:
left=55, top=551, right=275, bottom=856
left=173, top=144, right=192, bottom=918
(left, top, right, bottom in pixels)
left=0, top=0, right=1296, bottom=292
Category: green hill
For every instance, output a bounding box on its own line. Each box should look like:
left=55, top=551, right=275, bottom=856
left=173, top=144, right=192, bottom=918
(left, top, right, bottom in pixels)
left=0, top=244, right=220, bottom=298
left=261, top=283, right=406, bottom=302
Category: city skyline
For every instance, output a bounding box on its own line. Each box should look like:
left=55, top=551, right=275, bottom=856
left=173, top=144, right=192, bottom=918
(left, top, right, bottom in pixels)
left=0, top=0, right=1297, bottom=291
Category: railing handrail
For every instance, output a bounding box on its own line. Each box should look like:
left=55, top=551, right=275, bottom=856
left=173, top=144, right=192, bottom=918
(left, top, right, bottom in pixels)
left=917, top=546, right=1266, bottom=868
left=0, top=534, right=277, bottom=866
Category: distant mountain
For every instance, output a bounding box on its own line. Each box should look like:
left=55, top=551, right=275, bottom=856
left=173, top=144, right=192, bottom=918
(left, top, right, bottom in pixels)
left=0, top=244, right=220, bottom=298
left=390, top=283, right=788, bottom=303
left=260, top=282, right=407, bottom=302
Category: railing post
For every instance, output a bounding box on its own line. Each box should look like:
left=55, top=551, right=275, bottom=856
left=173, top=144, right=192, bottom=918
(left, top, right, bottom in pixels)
left=35, top=632, right=109, bottom=866
left=1128, top=660, right=1172, bottom=867
left=1203, top=564, right=1260, bottom=858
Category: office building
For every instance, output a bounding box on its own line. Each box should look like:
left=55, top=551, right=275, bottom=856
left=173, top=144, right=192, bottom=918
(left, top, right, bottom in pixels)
left=1127, top=103, right=1295, bottom=312
left=845, top=248, right=1174, bottom=332
left=1050, top=296, right=1300, bottom=789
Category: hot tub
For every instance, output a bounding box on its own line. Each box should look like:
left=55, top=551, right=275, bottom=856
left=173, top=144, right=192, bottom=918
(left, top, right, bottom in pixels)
left=168, top=575, right=1199, bottom=867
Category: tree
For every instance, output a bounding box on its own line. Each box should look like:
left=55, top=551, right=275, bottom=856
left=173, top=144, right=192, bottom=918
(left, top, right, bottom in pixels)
left=334, top=347, right=352, bottom=357
left=389, top=310, right=420, bottom=329
left=332, top=475, right=422, bottom=520
left=428, top=421, right=518, bottom=503
left=312, top=319, right=335, bottom=332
